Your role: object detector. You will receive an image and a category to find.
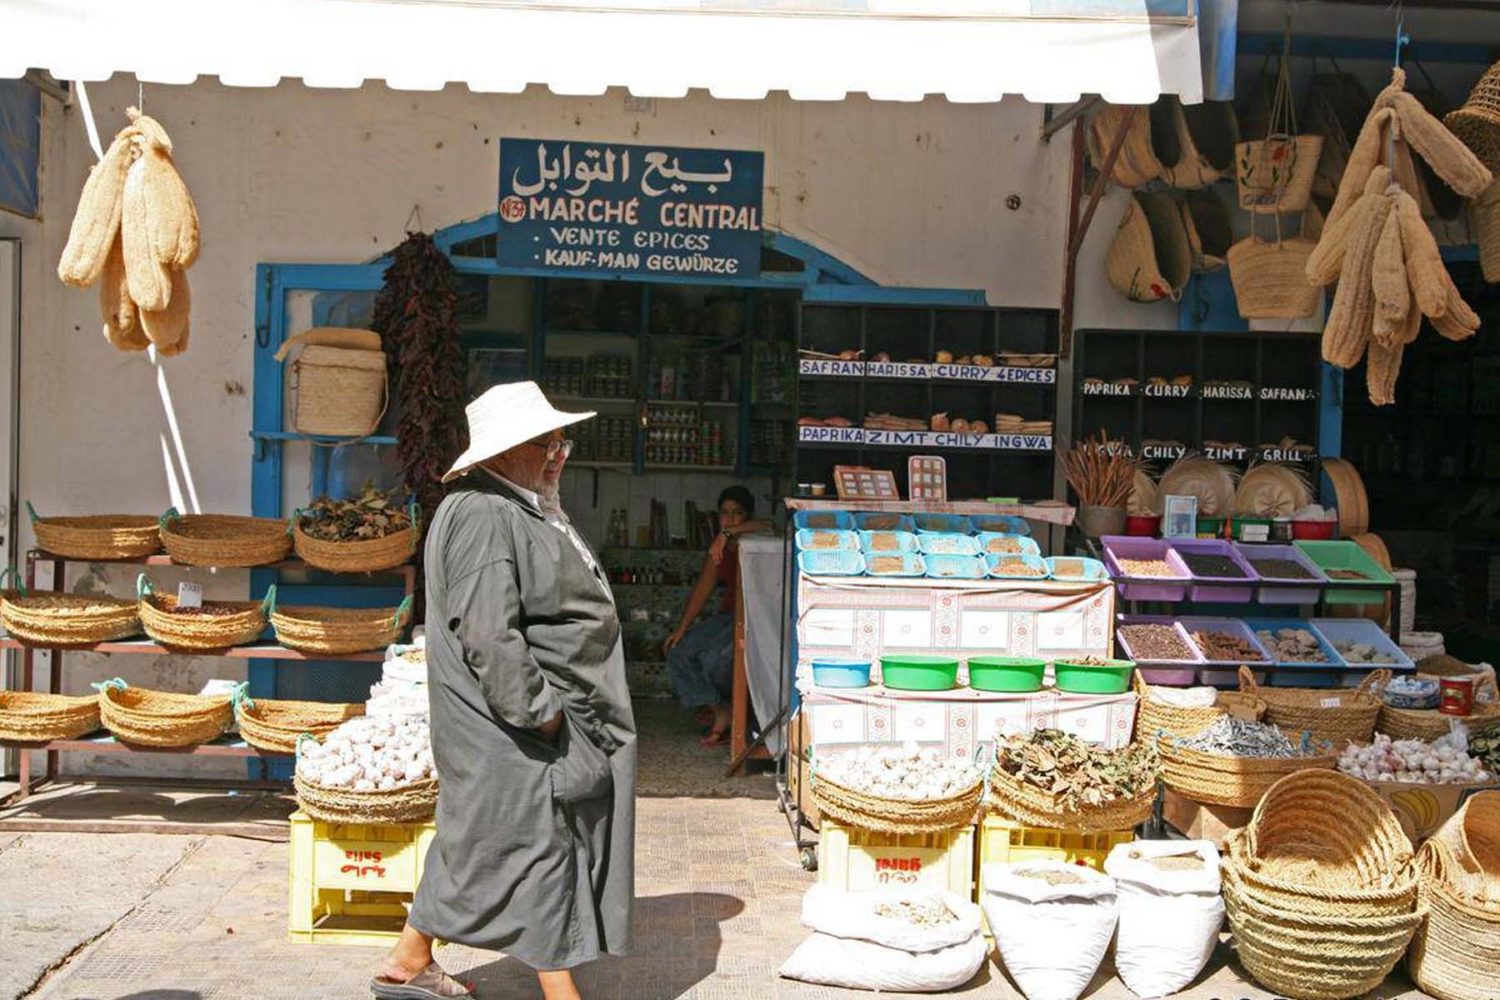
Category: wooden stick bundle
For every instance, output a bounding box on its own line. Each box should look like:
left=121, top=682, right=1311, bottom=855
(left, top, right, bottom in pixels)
left=1064, top=430, right=1137, bottom=508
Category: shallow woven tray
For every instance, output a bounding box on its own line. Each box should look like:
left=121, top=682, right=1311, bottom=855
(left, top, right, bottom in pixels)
left=138, top=582, right=268, bottom=651
left=294, top=773, right=437, bottom=825
left=1241, top=665, right=1387, bottom=748
left=30, top=508, right=162, bottom=560
left=986, top=767, right=1158, bottom=833
left=159, top=512, right=291, bottom=568
left=812, top=774, right=983, bottom=834
left=1159, top=740, right=1339, bottom=809
left=270, top=597, right=412, bottom=655
left=292, top=518, right=416, bottom=574
left=236, top=698, right=364, bottom=754
left=0, top=590, right=141, bottom=646
left=0, top=691, right=101, bottom=742
left=97, top=682, right=232, bottom=748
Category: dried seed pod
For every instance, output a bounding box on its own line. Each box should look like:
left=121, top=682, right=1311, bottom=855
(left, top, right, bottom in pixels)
left=1326, top=108, right=1396, bottom=232
left=1431, top=274, right=1480, bottom=343
left=1391, top=91, right=1494, bottom=198
left=1394, top=189, right=1449, bottom=319
left=1395, top=292, right=1422, bottom=347
left=121, top=157, right=172, bottom=311
left=1371, top=207, right=1409, bottom=341
left=1307, top=195, right=1373, bottom=286
left=1323, top=193, right=1393, bottom=368
left=57, top=133, right=136, bottom=287
left=1366, top=337, right=1405, bottom=407
left=1390, top=137, right=1433, bottom=217
left=140, top=266, right=191, bottom=355
left=136, top=146, right=200, bottom=268
left=99, top=237, right=148, bottom=352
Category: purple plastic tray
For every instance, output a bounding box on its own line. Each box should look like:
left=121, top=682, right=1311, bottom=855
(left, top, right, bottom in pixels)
left=1117, top=616, right=1205, bottom=687
left=1176, top=616, right=1272, bottom=666
left=1239, top=544, right=1329, bottom=605
left=1167, top=538, right=1260, bottom=603
left=1100, top=535, right=1193, bottom=602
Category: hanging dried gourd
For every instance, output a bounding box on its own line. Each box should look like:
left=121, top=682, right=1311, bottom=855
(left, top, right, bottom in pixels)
left=1306, top=68, right=1493, bottom=406
left=56, top=107, right=200, bottom=357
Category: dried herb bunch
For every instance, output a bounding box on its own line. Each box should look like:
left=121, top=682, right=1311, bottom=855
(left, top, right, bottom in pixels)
left=1063, top=430, right=1138, bottom=508
left=993, top=728, right=1159, bottom=811
left=300, top=484, right=413, bottom=542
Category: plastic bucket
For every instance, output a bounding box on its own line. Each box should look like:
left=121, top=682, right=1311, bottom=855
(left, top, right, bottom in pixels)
left=880, top=654, right=960, bottom=691
left=967, top=657, right=1046, bottom=693
left=1053, top=659, right=1136, bottom=694
left=1125, top=514, right=1161, bottom=537
left=811, top=657, right=873, bottom=689
left=1291, top=519, right=1337, bottom=540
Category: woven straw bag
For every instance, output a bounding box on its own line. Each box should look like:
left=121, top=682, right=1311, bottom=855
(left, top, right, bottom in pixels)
left=1446, top=59, right=1500, bottom=174
left=234, top=690, right=364, bottom=754
left=270, top=595, right=413, bottom=656
left=292, top=501, right=419, bottom=574
left=986, top=766, right=1158, bottom=834
left=1158, top=97, right=1239, bottom=190
left=137, top=575, right=271, bottom=651
left=1088, top=105, right=1163, bottom=188
left=1228, top=210, right=1322, bottom=320
left=1106, top=191, right=1191, bottom=303
left=295, top=770, right=438, bottom=825
left=0, top=570, right=141, bottom=646
left=812, top=772, right=983, bottom=835
left=26, top=503, right=161, bottom=560
left=1378, top=674, right=1500, bottom=741
left=1471, top=179, right=1500, bottom=284
left=1159, top=741, right=1338, bottom=810
left=1303, top=56, right=1372, bottom=203
left=1132, top=671, right=1265, bottom=742
left=274, top=328, right=388, bottom=439
left=0, top=691, right=101, bottom=742
left=1408, top=838, right=1500, bottom=1000
left=159, top=509, right=291, bottom=568
left=1236, top=32, right=1323, bottom=215
left=96, top=679, right=232, bottom=748
left=1241, top=666, right=1388, bottom=748
left=1180, top=188, right=1233, bottom=272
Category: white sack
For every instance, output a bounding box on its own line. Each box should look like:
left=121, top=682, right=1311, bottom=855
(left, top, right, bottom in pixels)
left=800, top=885, right=982, bottom=952
left=982, top=861, right=1118, bottom=1000
left=778, top=931, right=988, bottom=993
left=1104, top=840, right=1225, bottom=999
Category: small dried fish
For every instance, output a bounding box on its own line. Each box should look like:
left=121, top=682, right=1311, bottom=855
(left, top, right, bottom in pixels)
left=1175, top=716, right=1330, bottom=758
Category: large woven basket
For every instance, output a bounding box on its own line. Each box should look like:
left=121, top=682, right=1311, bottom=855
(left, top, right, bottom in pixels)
left=1227, top=234, right=1321, bottom=319
left=1235, top=135, right=1324, bottom=214
left=812, top=773, right=983, bottom=834
left=986, top=767, right=1158, bottom=834
left=1106, top=191, right=1191, bottom=303
left=27, top=503, right=161, bottom=560
left=295, top=773, right=438, bottom=825
left=0, top=576, right=141, bottom=646
left=1446, top=60, right=1500, bottom=174
left=1245, top=770, right=1415, bottom=889
left=137, top=576, right=270, bottom=651
left=270, top=596, right=412, bottom=655
left=290, top=344, right=387, bottom=438
left=1159, top=741, right=1339, bottom=809
left=1133, top=671, right=1265, bottom=742
left=159, top=510, right=291, bottom=568
left=1409, top=838, right=1500, bottom=1000
left=1241, top=666, right=1388, bottom=749
left=1430, top=791, right=1500, bottom=898
left=97, top=680, right=232, bottom=748
left=1378, top=673, right=1500, bottom=741
left=1225, top=828, right=1419, bottom=919
left=0, top=691, right=101, bottom=742
left=236, top=696, right=364, bottom=754
left=292, top=503, right=418, bottom=574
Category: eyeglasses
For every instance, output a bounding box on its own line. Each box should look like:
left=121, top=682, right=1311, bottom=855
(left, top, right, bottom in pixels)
left=524, top=436, right=574, bottom=460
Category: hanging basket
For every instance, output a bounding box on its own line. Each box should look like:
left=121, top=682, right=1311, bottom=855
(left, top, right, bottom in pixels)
left=235, top=694, right=365, bottom=754
left=1087, top=105, right=1163, bottom=188
left=159, top=509, right=292, bottom=568
left=1446, top=59, right=1500, bottom=175
left=1236, top=135, right=1325, bottom=214
left=27, top=503, right=162, bottom=560
left=273, top=328, right=388, bottom=439
left=270, top=595, right=413, bottom=655
left=0, top=691, right=101, bottom=742
left=1106, top=191, right=1191, bottom=303
left=1241, top=665, right=1387, bottom=749
left=292, top=501, right=419, bottom=574
left=137, top=576, right=271, bottom=651
left=294, top=773, right=438, bottom=825
left=1227, top=234, right=1321, bottom=319
left=812, top=772, right=983, bottom=835
left=96, top=680, right=232, bottom=748
left=1159, top=97, right=1239, bottom=190
left=0, top=571, right=141, bottom=646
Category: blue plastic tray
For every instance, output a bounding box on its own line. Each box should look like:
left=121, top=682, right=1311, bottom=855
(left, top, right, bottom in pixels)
left=984, top=552, right=1051, bottom=580
left=1310, top=619, right=1414, bottom=672
left=1045, top=556, right=1109, bottom=582
left=978, top=533, right=1042, bottom=557
left=914, top=513, right=974, bottom=535
left=853, top=512, right=916, bottom=533
left=917, top=532, right=982, bottom=556
left=970, top=514, right=1032, bottom=536
left=793, top=510, right=855, bottom=531
left=858, top=530, right=919, bottom=554
left=1244, top=617, right=1344, bottom=686
left=795, top=528, right=860, bottom=552
left=924, top=554, right=986, bottom=579
left=811, top=657, right=872, bottom=688
left=796, top=550, right=866, bottom=576
left=866, top=552, right=926, bottom=577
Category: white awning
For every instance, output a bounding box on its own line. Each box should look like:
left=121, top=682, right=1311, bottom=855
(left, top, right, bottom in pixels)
left=0, top=0, right=1203, bottom=104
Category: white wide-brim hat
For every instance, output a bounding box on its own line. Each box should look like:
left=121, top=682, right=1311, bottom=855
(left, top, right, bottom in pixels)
left=442, top=381, right=595, bottom=483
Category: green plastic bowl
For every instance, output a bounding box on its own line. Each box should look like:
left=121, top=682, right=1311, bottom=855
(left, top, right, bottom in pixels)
left=1053, top=659, right=1136, bottom=695
left=967, top=656, right=1046, bottom=693
left=880, top=654, right=960, bottom=691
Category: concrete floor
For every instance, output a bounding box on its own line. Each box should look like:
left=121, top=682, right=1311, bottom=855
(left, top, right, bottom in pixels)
left=0, top=703, right=1433, bottom=1000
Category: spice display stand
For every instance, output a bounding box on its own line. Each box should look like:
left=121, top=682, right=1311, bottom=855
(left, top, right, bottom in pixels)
left=1, top=548, right=415, bottom=819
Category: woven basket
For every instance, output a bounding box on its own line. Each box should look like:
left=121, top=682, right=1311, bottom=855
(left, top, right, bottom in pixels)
left=292, top=502, right=418, bottom=574
left=0, top=577, right=141, bottom=646
left=986, top=767, right=1157, bottom=833
left=812, top=773, right=983, bottom=834
left=97, top=681, right=232, bottom=748
left=295, top=773, right=438, bottom=825
left=1245, top=769, right=1415, bottom=889
left=1160, top=741, right=1339, bottom=810
left=1431, top=791, right=1500, bottom=898
left=159, top=510, right=291, bottom=568
left=290, top=344, right=387, bottom=438
left=1224, top=861, right=1426, bottom=1000
left=1227, top=234, right=1321, bottom=319
left=236, top=697, right=365, bottom=754
left=1409, top=838, right=1500, bottom=1000
left=1133, top=671, right=1265, bottom=742
left=1446, top=60, right=1500, bottom=174
left=1235, top=135, right=1324, bottom=214
left=1106, top=191, right=1191, bottom=303
left=1225, top=827, right=1419, bottom=919
left=1378, top=674, right=1500, bottom=741
left=1241, top=666, right=1387, bottom=749
left=0, top=691, right=101, bottom=742
left=137, top=576, right=269, bottom=651
left=27, top=504, right=161, bottom=560
left=1088, top=104, right=1162, bottom=188
left=270, top=596, right=412, bottom=655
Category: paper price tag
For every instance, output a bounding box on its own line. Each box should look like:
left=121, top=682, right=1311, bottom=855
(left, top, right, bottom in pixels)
left=176, top=581, right=204, bottom=609
left=1320, top=697, right=1343, bottom=709
left=199, top=679, right=239, bottom=697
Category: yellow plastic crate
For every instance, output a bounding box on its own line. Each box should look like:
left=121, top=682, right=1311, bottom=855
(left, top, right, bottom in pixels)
left=977, top=814, right=1133, bottom=873
left=287, top=810, right=438, bottom=947
left=817, top=818, right=975, bottom=897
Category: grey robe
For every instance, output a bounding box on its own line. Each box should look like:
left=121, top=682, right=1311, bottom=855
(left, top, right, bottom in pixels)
left=408, top=477, right=636, bottom=970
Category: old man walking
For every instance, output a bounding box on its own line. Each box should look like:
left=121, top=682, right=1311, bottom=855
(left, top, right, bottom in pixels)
left=373, top=382, right=636, bottom=1000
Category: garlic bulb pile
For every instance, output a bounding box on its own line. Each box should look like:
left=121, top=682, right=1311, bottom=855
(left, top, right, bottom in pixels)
left=1339, top=733, right=1490, bottom=785
left=818, top=742, right=980, bottom=801
left=296, top=714, right=435, bottom=792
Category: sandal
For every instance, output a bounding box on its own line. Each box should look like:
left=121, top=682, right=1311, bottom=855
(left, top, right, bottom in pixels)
left=699, top=729, right=730, bottom=749
left=371, top=962, right=475, bottom=999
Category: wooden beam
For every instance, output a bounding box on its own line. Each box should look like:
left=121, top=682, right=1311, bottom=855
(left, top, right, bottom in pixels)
left=1041, top=97, right=1101, bottom=143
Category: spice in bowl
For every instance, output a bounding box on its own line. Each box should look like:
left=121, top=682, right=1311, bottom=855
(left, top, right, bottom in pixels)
left=1255, top=627, right=1329, bottom=663
left=1248, top=557, right=1315, bottom=580
left=1332, top=639, right=1395, bottom=665
left=1179, top=553, right=1247, bottom=578
left=986, top=537, right=1027, bottom=554
left=1119, top=623, right=1194, bottom=661
left=993, top=558, right=1047, bottom=577
left=1117, top=557, right=1179, bottom=578
left=1190, top=629, right=1266, bottom=662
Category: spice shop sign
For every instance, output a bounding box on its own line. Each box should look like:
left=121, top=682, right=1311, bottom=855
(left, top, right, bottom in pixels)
left=498, top=138, right=764, bottom=278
